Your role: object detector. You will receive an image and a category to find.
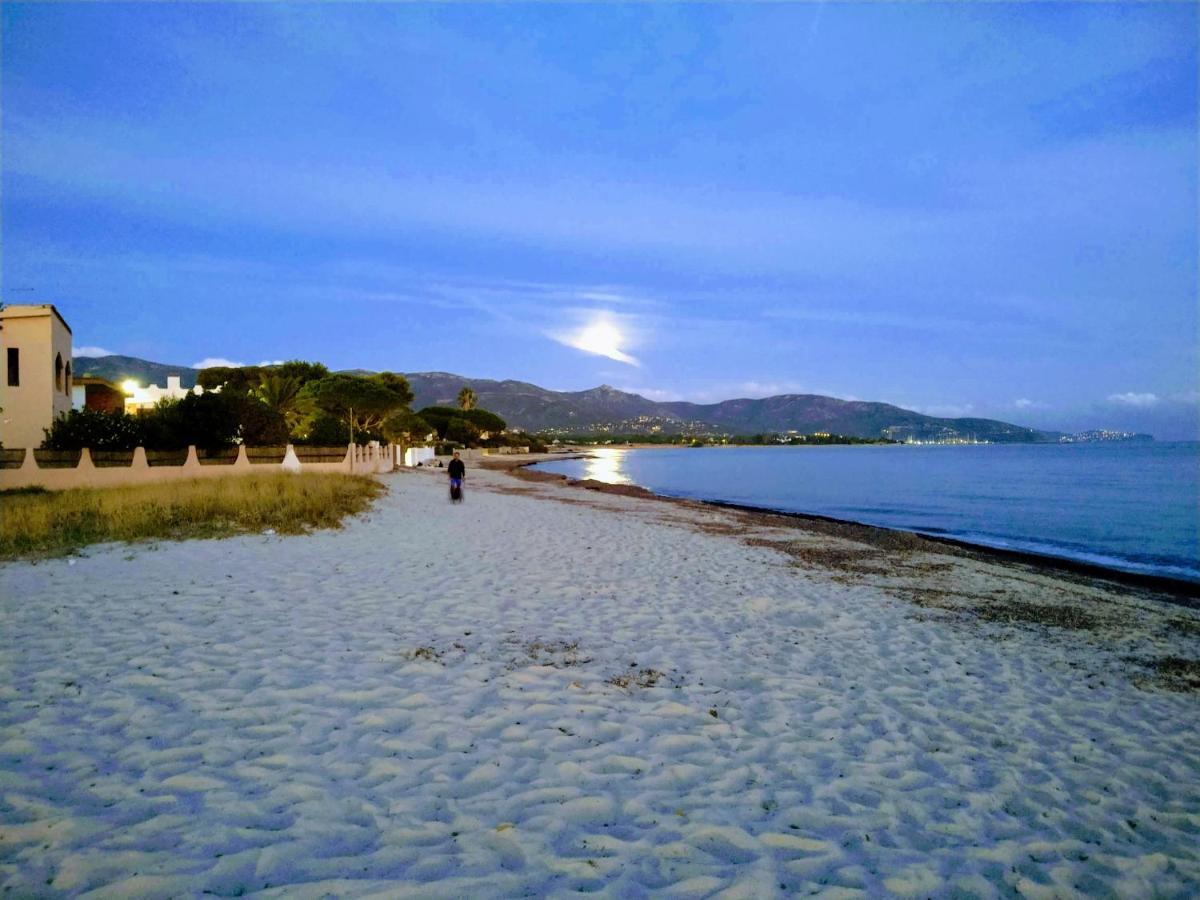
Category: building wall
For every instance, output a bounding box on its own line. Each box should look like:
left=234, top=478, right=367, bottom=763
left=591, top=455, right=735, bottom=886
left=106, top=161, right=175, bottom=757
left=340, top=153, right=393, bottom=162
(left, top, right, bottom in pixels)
left=0, top=305, right=74, bottom=449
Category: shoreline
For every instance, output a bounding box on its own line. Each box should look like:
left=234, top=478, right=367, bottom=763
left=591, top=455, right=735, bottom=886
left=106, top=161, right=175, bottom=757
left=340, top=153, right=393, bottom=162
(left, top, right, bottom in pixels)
left=487, top=454, right=1200, bottom=606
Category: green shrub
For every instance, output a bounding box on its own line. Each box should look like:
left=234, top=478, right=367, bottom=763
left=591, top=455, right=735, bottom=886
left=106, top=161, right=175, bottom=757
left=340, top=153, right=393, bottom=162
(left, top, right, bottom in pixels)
left=42, top=409, right=144, bottom=451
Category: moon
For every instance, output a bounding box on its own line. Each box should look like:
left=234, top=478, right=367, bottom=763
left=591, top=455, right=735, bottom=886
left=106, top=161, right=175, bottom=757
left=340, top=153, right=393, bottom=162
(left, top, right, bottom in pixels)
left=564, top=316, right=639, bottom=366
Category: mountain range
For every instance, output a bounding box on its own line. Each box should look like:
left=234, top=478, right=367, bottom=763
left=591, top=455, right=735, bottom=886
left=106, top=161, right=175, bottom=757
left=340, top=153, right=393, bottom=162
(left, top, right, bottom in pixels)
left=75, top=355, right=1067, bottom=442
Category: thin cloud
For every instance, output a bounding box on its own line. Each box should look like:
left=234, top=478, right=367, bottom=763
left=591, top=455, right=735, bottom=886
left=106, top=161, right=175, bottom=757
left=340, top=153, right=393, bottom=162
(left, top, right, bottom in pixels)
left=1013, top=398, right=1048, bottom=410
left=73, top=345, right=115, bottom=358
left=1107, top=391, right=1160, bottom=408
left=191, top=357, right=245, bottom=369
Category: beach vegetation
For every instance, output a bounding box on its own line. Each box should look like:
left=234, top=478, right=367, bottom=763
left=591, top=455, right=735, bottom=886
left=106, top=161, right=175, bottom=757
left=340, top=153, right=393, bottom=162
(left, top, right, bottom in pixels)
left=42, top=408, right=144, bottom=451
left=197, top=364, right=266, bottom=395
left=301, top=413, right=352, bottom=446
left=255, top=372, right=312, bottom=433
left=1141, top=656, right=1200, bottom=692
left=0, top=472, right=385, bottom=560
left=457, top=386, right=477, bottom=410
left=309, top=372, right=414, bottom=439
left=419, top=406, right=507, bottom=444
left=138, top=393, right=243, bottom=452
left=443, top=416, right=479, bottom=445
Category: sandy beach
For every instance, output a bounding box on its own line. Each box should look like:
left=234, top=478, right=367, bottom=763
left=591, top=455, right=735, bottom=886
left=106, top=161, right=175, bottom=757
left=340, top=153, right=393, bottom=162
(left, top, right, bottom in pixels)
left=2, top=460, right=1198, bottom=897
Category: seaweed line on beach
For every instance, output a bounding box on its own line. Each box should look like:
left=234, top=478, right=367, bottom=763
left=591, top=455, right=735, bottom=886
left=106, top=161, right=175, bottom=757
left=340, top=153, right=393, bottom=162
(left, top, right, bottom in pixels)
left=488, top=458, right=1200, bottom=693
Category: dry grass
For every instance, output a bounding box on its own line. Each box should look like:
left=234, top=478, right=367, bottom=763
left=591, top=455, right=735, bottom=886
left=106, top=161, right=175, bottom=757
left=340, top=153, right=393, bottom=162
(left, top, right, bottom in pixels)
left=0, top=473, right=386, bottom=560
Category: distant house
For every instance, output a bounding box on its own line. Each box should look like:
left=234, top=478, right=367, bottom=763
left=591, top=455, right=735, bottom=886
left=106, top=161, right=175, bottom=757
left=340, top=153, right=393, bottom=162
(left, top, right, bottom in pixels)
left=123, top=375, right=204, bottom=413
left=72, top=376, right=126, bottom=413
left=0, top=304, right=74, bottom=449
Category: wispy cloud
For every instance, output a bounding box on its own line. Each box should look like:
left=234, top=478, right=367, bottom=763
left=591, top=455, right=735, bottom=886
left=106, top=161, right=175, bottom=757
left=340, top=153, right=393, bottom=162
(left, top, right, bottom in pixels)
left=1013, top=398, right=1049, bottom=410
left=73, top=345, right=115, bottom=358
left=763, top=308, right=965, bottom=332
left=1107, top=391, right=1160, bottom=408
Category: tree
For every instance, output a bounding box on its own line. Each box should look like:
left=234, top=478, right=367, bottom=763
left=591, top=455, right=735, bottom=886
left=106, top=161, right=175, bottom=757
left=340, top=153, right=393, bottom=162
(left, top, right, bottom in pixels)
left=273, top=360, right=329, bottom=384
left=462, top=408, right=505, bottom=435
left=416, top=406, right=459, bottom=440
left=196, top=365, right=262, bottom=395
left=234, top=396, right=290, bottom=446
left=382, top=409, right=433, bottom=445
left=444, top=416, right=480, bottom=445
left=255, top=372, right=311, bottom=435
left=42, top=408, right=143, bottom=451
left=310, top=373, right=413, bottom=439
left=140, top=393, right=240, bottom=453
left=304, top=414, right=351, bottom=446
left=374, top=371, right=415, bottom=407
left=417, top=405, right=506, bottom=445
left=457, top=386, right=477, bottom=411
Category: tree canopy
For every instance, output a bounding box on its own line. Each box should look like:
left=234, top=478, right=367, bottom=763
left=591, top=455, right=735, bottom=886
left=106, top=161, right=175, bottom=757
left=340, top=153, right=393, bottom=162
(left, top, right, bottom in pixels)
left=418, top=406, right=506, bottom=442
left=310, top=372, right=414, bottom=438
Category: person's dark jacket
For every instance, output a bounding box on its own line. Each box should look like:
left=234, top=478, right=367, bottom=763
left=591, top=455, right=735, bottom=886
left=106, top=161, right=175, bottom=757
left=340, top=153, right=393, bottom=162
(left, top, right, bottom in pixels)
left=448, top=458, right=466, bottom=479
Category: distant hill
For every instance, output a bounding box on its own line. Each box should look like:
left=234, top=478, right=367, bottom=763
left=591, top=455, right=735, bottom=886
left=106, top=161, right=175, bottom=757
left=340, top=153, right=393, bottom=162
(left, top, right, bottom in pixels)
left=659, top=395, right=1051, bottom=443
left=73, top=355, right=200, bottom=389
left=404, top=373, right=1055, bottom=441
left=74, top=355, right=1064, bottom=442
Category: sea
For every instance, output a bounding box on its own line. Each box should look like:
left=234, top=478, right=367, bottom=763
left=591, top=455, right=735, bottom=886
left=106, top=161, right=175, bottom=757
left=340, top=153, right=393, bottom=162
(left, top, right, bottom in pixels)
left=532, top=442, right=1200, bottom=583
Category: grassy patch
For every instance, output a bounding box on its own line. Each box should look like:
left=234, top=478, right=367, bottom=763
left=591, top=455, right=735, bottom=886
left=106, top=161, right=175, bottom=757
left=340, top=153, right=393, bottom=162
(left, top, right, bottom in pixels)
left=0, top=473, right=386, bottom=560
left=973, top=599, right=1100, bottom=631
left=1140, top=656, right=1200, bottom=692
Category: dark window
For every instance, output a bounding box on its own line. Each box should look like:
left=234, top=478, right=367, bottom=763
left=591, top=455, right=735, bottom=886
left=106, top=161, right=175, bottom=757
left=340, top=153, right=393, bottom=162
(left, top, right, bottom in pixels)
left=6, top=348, right=18, bottom=387
left=55, top=353, right=63, bottom=391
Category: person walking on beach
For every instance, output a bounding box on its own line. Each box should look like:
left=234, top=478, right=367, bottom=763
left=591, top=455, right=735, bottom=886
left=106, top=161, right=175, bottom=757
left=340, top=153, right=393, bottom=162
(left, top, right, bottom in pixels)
left=448, top=451, right=466, bottom=503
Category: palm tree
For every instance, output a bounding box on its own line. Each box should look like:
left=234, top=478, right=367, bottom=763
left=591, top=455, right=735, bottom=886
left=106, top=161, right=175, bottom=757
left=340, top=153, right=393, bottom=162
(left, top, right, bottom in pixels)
left=256, top=372, right=310, bottom=433
left=457, top=386, right=477, bottom=411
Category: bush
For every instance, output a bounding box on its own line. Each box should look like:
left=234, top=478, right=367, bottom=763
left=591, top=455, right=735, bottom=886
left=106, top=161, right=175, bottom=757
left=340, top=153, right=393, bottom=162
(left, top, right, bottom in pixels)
left=141, top=393, right=240, bottom=453
left=235, top=398, right=290, bottom=446
left=303, top=414, right=351, bottom=446
left=42, top=409, right=144, bottom=451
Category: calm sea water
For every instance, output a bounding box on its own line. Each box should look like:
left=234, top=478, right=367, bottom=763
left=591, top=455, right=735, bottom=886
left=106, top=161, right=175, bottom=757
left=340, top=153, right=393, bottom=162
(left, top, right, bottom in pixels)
left=533, top=443, right=1200, bottom=582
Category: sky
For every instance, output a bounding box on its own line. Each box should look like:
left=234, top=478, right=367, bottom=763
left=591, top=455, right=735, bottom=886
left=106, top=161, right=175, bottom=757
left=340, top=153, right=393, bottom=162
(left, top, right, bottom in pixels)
left=2, top=2, right=1197, bottom=438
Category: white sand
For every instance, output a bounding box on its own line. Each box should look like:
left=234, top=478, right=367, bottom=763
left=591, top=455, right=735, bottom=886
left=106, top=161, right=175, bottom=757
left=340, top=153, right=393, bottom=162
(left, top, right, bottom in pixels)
left=2, top=465, right=1198, bottom=897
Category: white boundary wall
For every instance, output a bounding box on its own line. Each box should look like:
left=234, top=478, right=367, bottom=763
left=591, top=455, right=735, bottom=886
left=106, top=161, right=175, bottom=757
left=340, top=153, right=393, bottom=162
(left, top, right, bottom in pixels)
left=402, top=447, right=436, bottom=467
left=0, top=443, right=396, bottom=492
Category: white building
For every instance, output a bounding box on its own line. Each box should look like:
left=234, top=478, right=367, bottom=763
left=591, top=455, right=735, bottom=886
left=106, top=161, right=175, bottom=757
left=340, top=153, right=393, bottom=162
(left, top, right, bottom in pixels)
left=123, top=375, right=204, bottom=413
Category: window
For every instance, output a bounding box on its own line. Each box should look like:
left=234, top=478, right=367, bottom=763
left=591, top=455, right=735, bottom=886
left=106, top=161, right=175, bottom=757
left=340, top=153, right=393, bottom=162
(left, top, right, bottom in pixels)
left=55, top=353, right=63, bottom=391
left=6, top=348, right=18, bottom=387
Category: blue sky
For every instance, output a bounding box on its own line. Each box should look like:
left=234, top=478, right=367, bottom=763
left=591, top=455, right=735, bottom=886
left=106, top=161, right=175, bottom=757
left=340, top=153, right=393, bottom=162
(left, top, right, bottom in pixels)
left=3, top=2, right=1197, bottom=438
